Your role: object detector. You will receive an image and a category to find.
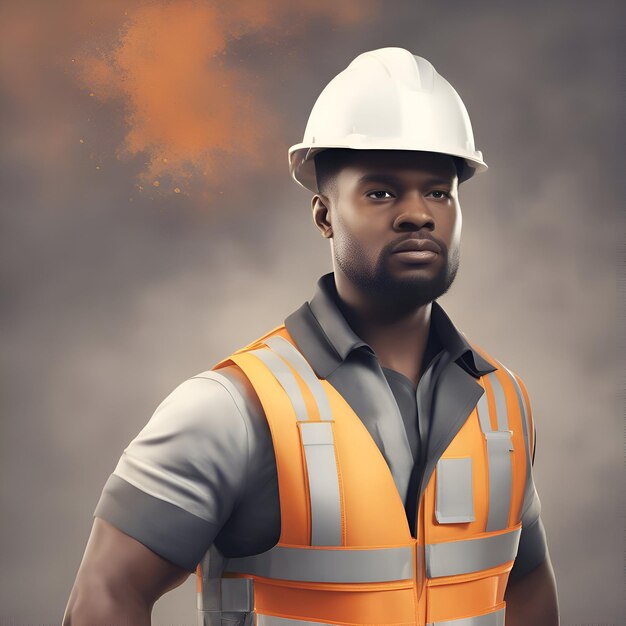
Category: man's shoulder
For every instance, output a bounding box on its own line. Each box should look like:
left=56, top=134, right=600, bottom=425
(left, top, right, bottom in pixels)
left=139, top=370, right=252, bottom=444
left=178, top=366, right=272, bottom=470
left=210, top=322, right=293, bottom=371
left=172, top=315, right=303, bottom=436
left=189, top=365, right=265, bottom=424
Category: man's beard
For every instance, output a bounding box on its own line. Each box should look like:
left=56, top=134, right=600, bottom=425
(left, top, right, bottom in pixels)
left=335, top=236, right=460, bottom=313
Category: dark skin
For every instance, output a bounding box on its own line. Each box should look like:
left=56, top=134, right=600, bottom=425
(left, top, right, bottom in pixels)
left=62, top=517, right=190, bottom=624
left=312, top=150, right=462, bottom=386
left=63, top=150, right=559, bottom=625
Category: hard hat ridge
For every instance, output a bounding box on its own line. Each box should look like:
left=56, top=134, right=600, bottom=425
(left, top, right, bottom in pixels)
left=353, top=47, right=436, bottom=92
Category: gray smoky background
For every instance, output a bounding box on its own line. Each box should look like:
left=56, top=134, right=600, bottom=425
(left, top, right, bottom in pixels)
left=1, top=1, right=623, bottom=624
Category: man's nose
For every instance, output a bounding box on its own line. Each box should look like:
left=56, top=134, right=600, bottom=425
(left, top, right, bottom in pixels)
left=392, top=194, right=435, bottom=230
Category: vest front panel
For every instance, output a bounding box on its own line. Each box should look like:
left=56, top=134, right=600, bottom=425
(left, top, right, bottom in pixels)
left=196, top=328, right=530, bottom=626
left=419, top=358, right=529, bottom=624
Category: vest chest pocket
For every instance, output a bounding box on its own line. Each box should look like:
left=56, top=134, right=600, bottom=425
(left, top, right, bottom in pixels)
left=435, top=456, right=475, bottom=524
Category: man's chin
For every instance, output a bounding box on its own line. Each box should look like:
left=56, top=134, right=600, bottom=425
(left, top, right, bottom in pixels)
left=377, top=272, right=454, bottom=305
left=382, top=272, right=442, bottom=291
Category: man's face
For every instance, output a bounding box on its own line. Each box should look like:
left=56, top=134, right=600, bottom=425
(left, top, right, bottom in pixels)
left=314, top=150, right=462, bottom=310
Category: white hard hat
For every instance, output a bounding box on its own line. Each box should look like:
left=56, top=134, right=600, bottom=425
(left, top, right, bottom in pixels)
left=288, top=47, right=488, bottom=193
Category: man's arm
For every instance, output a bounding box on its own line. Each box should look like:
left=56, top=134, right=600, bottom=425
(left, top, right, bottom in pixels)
left=504, top=372, right=559, bottom=625
left=63, top=518, right=191, bottom=625
left=63, top=370, right=254, bottom=624
left=504, top=556, right=559, bottom=626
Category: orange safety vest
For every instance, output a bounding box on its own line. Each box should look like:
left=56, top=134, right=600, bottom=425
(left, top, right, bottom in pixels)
left=195, top=323, right=534, bottom=626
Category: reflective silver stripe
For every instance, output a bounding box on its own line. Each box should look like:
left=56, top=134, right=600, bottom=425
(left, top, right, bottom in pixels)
left=498, top=364, right=534, bottom=518
left=477, top=373, right=514, bottom=532
left=221, top=577, right=254, bottom=612
left=197, top=579, right=253, bottom=624
left=264, top=336, right=332, bottom=421
left=257, top=606, right=505, bottom=626
left=197, top=544, right=226, bottom=611
left=489, top=371, right=509, bottom=432
left=502, top=365, right=530, bottom=446
left=197, top=580, right=219, bottom=612
left=426, top=526, right=521, bottom=578
left=249, top=348, right=308, bottom=422
left=197, top=545, right=254, bottom=624
left=299, top=421, right=342, bottom=545
left=254, top=339, right=342, bottom=546
left=476, top=390, right=491, bottom=433
left=484, top=430, right=514, bottom=532
left=256, top=616, right=334, bottom=626
left=223, top=544, right=413, bottom=583
left=499, top=365, right=531, bottom=459
left=428, top=606, right=506, bottom=626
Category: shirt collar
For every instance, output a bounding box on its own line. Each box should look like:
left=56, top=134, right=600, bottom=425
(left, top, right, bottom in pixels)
left=301, top=271, right=495, bottom=378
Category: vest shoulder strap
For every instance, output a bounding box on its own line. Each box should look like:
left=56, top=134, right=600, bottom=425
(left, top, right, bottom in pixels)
left=211, top=323, right=289, bottom=370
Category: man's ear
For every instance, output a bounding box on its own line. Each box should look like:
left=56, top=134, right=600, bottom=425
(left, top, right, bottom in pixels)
left=312, top=194, right=333, bottom=239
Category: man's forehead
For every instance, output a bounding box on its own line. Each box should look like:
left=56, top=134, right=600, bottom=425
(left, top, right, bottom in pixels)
left=338, top=150, right=457, bottom=179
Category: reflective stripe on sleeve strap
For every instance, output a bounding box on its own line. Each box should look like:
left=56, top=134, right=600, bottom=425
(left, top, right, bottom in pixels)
left=489, top=371, right=509, bottom=432
left=299, top=421, right=342, bottom=545
left=223, top=544, right=414, bottom=583
left=264, top=336, right=332, bottom=421
left=426, top=525, right=521, bottom=578
left=476, top=374, right=514, bottom=532
left=248, top=348, right=309, bottom=422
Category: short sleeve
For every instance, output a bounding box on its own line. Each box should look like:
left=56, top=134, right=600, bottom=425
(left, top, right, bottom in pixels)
left=508, top=373, right=549, bottom=582
left=93, top=371, right=251, bottom=572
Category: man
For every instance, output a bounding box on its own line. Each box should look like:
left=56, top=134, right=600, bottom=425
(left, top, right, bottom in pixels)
left=64, top=48, right=559, bottom=625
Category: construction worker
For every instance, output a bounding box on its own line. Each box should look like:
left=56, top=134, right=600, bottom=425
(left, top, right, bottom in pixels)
left=64, top=48, right=559, bottom=625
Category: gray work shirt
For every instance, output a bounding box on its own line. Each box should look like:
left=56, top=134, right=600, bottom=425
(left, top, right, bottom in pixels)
left=95, top=272, right=548, bottom=583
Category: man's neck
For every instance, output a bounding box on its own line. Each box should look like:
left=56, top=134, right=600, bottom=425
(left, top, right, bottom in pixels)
left=333, top=271, right=433, bottom=386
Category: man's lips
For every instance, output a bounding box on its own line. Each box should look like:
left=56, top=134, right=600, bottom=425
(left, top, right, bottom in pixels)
left=391, top=238, right=441, bottom=263
left=391, top=238, right=441, bottom=254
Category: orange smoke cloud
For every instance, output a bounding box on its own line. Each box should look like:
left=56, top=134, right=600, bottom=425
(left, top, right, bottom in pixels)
left=75, top=0, right=377, bottom=194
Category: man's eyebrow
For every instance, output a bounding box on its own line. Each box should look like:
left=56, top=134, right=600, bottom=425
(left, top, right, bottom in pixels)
left=355, top=173, right=454, bottom=187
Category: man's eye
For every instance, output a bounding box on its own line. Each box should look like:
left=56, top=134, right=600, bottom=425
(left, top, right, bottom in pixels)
left=429, top=190, right=450, bottom=199
left=366, top=190, right=393, bottom=200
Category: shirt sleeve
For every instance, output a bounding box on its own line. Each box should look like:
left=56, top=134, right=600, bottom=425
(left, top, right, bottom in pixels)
left=508, top=373, right=549, bottom=583
left=93, top=370, right=251, bottom=572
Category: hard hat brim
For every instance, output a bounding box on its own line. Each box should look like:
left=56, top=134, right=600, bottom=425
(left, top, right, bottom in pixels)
left=288, top=144, right=488, bottom=194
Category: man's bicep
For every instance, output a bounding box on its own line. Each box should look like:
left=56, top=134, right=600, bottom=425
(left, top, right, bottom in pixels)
left=89, top=516, right=192, bottom=599
left=63, top=516, right=193, bottom=624
left=93, top=372, right=251, bottom=572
